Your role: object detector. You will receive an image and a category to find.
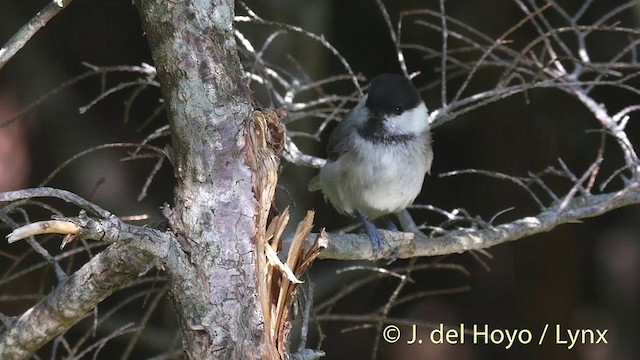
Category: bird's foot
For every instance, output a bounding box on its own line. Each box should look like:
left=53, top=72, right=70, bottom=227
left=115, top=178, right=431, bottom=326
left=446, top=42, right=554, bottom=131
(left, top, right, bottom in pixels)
left=356, top=211, right=381, bottom=256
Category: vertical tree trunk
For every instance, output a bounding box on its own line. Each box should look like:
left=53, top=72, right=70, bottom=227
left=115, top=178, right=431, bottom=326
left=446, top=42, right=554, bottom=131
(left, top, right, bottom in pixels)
left=135, top=1, right=263, bottom=358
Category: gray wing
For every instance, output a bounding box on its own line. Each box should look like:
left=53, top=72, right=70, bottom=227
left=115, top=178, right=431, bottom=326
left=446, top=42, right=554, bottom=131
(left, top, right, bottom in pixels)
left=326, top=97, right=367, bottom=161
left=308, top=97, right=367, bottom=192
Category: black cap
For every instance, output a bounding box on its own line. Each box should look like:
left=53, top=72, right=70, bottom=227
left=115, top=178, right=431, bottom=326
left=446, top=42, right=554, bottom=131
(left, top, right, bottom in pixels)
left=365, top=74, right=422, bottom=117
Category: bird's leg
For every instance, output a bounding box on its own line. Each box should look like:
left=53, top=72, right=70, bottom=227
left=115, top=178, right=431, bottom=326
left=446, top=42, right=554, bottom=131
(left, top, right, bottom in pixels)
left=355, top=211, right=381, bottom=253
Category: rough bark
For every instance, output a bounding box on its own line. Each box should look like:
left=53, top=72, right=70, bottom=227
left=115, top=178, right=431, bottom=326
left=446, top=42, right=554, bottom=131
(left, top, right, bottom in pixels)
left=135, top=0, right=263, bottom=358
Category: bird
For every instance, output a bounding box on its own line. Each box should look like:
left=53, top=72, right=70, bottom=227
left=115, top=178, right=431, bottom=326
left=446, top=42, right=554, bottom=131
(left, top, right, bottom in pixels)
left=309, top=73, right=433, bottom=253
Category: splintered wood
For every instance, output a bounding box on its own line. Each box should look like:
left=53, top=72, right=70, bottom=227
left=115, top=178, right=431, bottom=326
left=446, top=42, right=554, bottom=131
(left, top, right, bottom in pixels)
left=245, top=109, right=326, bottom=359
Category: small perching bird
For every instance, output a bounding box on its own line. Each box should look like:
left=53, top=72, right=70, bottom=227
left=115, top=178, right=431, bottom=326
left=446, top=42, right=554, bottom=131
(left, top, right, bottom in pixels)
left=309, top=73, right=433, bottom=253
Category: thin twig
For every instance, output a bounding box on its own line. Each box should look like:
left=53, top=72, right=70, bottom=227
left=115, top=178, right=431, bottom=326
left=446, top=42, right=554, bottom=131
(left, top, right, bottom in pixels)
left=38, top=143, right=165, bottom=187
left=0, top=188, right=112, bottom=218
left=235, top=1, right=363, bottom=96
left=374, top=0, right=408, bottom=77
left=0, top=0, right=73, bottom=71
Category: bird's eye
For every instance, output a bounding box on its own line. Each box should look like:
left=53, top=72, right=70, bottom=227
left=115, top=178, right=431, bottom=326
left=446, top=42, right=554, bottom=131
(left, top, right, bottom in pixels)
left=395, top=106, right=403, bottom=115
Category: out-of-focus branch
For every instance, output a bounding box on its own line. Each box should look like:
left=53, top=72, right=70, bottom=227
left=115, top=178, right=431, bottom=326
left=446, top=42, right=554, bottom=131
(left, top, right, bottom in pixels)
left=287, top=186, right=640, bottom=261
left=0, top=242, right=154, bottom=360
left=283, top=137, right=326, bottom=169
left=0, top=0, right=73, bottom=71
left=1, top=62, right=158, bottom=129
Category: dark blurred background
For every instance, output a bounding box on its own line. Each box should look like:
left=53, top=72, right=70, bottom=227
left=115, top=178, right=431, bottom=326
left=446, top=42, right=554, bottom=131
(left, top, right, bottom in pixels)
left=1, top=0, right=639, bottom=359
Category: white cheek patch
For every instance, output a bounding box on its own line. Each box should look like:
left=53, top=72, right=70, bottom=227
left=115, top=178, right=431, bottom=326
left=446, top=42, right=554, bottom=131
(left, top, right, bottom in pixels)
left=386, top=102, right=429, bottom=134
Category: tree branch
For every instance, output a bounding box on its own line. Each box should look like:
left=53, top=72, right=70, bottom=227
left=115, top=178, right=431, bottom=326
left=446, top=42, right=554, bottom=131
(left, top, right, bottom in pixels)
left=1, top=196, right=175, bottom=360
left=290, top=185, right=640, bottom=260
left=0, top=242, right=154, bottom=360
left=0, top=188, right=112, bottom=218
left=0, top=0, right=73, bottom=71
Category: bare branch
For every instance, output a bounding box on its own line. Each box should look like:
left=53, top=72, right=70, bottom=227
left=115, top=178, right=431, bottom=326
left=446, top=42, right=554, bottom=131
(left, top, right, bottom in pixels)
left=373, top=0, right=408, bottom=77
left=283, top=137, right=326, bottom=169
left=235, top=2, right=363, bottom=96
left=5, top=220, right=78, bottom=244
left=571, top=88, right=640, bottom=176
left=439, top=0, right=448, bottom=107
left=0, top=0, right=73, bottom=71
left=38, top=143, right=165, bottom=188
left=6, top=215, right=172, bottom=262
left=286, top=185, right=640, bottom=261
left=137, top=155, right=165, bottom=201
left=440, top=169, right=545, bottom=210
left=1, top=63, right=157, bottom=129
left=0, top=242, right=154, bottom=360
left=0, top=188, right=112, bottom=219
left=0, top=211, right=68, bottom=282
left=78, top=79, right=160, bottom=115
